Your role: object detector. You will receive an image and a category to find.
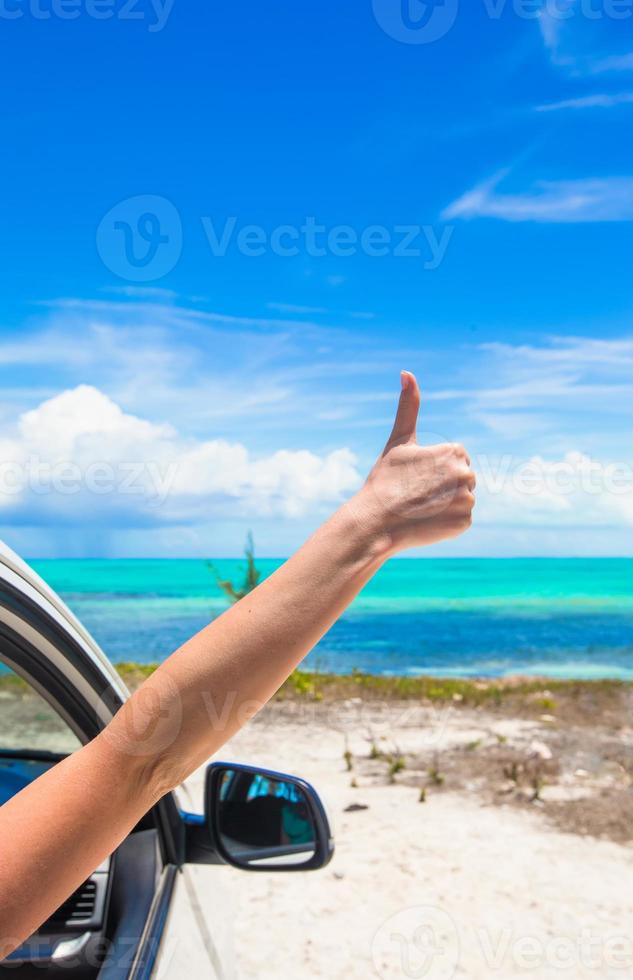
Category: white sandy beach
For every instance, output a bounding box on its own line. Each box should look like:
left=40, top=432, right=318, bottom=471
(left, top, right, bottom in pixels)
left=178, top=700, right=633, bottom=980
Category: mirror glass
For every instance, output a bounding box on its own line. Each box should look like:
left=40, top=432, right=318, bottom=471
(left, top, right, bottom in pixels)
left=216, top=767, right=317, bottom=867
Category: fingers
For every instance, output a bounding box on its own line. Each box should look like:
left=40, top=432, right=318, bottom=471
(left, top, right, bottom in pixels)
left=455, top=443, right=471, bottom=467
left=455, top=445, right=476, bottom=495
left=385, top=371, right=421, bottom=448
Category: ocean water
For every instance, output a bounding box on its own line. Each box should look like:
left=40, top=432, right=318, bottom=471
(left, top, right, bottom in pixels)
left=30, top=558, right=633, bottom=680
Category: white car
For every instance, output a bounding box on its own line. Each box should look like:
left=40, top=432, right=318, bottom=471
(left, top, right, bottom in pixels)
left=0, top=542, right=333, bottom=979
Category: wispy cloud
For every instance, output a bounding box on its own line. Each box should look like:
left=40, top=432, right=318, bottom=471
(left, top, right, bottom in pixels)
left=469, top=337, right=633, bottom=461
left=427, top=334, right=633, bottom=461
left=266, top=301, right=375, bottom=320
left=535, top=92, right=633, bottom=111
left=443, top=172, right=633, bottom=223
left=537, top=3, right=570, bottom=53
left=267, top=302, right=329, bottom=315
left=589, top=52, right=633, bottom=74
left=103, top=285, right=179, bottom=301
left=0, top=296, right=405, bottom=452
left=535, top=5, right=633, bottom=78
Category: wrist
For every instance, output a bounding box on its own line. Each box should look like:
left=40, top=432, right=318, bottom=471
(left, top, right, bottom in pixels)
left=338, top=488, right=396, bottom=565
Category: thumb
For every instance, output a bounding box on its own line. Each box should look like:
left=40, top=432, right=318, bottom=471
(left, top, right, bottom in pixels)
left=385, top=371, right=420, bottom=448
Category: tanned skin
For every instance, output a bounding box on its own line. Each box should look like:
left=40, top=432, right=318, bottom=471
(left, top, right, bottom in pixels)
left=0, top=372, right=475, bottom=953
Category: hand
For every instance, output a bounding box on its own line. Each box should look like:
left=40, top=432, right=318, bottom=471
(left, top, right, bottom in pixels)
left=354, top=371, right=476, bottom=554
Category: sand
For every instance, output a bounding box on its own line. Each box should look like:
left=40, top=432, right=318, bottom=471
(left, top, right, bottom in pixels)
left=4, top=681, right=633, bottom=978
left=177, top=700, right=633, bottom=980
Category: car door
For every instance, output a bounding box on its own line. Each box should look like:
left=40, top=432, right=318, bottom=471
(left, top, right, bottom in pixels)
left=0, top=541, right=231, bottom=980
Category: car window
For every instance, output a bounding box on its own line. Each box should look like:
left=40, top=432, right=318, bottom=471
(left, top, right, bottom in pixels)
left=0, top=663, right=81, bottom=755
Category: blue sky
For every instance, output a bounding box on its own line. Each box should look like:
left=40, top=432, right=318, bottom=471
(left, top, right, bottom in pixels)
left=0, top=1, right=632, bottom=557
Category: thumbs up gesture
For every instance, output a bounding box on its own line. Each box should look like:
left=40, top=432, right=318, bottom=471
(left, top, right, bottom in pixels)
left=358, top=372, right=476, bottom=553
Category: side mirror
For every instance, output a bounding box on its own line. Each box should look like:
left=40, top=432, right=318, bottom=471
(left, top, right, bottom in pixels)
left=205, top=762, right=334, bottom=871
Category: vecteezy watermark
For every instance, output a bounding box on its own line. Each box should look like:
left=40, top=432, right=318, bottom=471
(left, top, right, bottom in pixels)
left=0, top=456, right=176, bottom=505
left=372, top=907, right=633, bottom=976
left=372, top=0, right=633, bottom=45
left=478, top=452, right=633, bottom=498
left=476, top=928, right=633, bottom=972
left=97, top=674, right=183, bottom=758
left=3, top=449, right=633, bottom=515
left=0, top=0, right=174, bottom=30
left=200, top=216, right=453, bottom=267
left=372, top=0, right=460, bottom=45
left=0, top=930, right=183, bottom=971
left=372, top=906, right=460, bottom=979
left=96, top=194, right=454, bottom=282
left=97, top=195, right=182, bottom=282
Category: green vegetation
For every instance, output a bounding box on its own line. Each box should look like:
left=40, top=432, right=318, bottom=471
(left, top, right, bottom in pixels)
left=531, top=774, right=545, bottom=802
left=282, top=670, right=323, bottom=701
left=428, top=752, right=445, bottom=786
left=387, top=754, right=406, bottom=782
left=5, top=659, right=627, bottom=710
left=113, top=662, right=159, bottom=686
left=534, top=696, right=557, bottom=712
left=90, top=664, right=633, bottom=707
left=208, top=531, right=261, bottom=604
left=272, top=671, right=629, bottom=706
left=428, top=766, right=444, bottom=786
left=0, top=673, right=29, bottom=694
left=504, top=761, right=520, bottom=784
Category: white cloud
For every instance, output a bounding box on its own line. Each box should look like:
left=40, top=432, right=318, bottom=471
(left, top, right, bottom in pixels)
left=535, top=92, right=633, bottom=111
left=18, top=385, right=175, bottom=457
left=476, top=451, right=633, bottom=528
left=443, top=173, right=633, bottom=222
left=0, top=386, right=362, bottom=524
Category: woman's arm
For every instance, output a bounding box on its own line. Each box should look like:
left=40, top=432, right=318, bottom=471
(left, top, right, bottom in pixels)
left=0, top=372, right=475, bottom=952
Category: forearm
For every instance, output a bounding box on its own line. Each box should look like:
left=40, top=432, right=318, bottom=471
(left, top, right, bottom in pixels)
left=107, top=493, right=392, bottom=796
left=0, top=496, right=385, bottom=950
left=0, top=496, right=388, bottom=949
left=0, top=734, right=155, bottom=953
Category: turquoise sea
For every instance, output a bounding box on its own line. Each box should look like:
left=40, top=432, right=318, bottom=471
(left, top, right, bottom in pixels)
left=30, top=558, right=633, bottom=680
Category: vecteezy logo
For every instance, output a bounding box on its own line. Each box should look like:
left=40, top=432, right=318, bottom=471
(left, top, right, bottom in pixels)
left=372, top=0, right=459, bottom=44
left=372, top=906, right=459, bottom=979
left=96, top=194, right=182, bottom=282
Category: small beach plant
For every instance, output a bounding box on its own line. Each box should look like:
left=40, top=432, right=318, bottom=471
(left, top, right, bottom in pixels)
left=209, top=531, right=261, bottom=604
left=386, top=747, right=406, bottom=783
left=428, top=752, right=444, bottom=786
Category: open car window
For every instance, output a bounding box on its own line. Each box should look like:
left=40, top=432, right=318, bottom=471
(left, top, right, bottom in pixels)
left=0, top=662, right=80, bottom=757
